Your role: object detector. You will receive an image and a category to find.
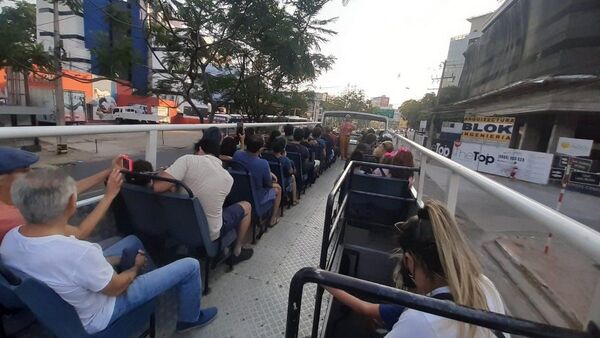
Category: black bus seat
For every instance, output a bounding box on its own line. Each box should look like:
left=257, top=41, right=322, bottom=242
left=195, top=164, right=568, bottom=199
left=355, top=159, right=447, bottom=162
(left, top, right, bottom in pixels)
left=117, top=175, right=237, bottom=294
left=286, top=152, right=309, bottom=193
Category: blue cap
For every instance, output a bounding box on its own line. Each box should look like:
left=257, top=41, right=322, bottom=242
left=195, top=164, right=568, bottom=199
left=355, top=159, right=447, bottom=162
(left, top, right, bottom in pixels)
left=0, top=147, right=39, bottom=174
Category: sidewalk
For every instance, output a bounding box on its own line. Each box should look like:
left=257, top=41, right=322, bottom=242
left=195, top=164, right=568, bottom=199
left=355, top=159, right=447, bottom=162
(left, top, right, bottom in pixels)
left=494, top=236, right=600, bottom=328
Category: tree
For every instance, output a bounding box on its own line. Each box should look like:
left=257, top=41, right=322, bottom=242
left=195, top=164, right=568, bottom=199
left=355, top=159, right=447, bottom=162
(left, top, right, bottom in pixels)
left=0, top=1, right=55, bottom=104
left=323, top=88, right=371, bottom=112
left=141, top=0, right=335, bottom=122
left=398, top=92, right=438, bottom=129
left=438, top=85, right=461, bottom=105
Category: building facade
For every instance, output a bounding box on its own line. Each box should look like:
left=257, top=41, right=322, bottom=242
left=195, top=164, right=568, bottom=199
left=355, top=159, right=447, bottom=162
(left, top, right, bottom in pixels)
left=371, top=95, right=390, bottom=108
left=456, top=0, right=600, bottom=159
left=441, top=13, right=493, bottom=88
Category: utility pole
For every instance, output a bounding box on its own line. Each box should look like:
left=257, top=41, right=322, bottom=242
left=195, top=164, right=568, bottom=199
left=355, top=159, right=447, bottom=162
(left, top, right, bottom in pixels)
left=53, top=0, right=67, bottom=154
left=425, top=60, right=456, bottom=148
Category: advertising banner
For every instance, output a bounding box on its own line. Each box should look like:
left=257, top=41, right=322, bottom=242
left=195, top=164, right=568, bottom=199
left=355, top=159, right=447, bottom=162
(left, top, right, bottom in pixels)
left=430, top=139, right=454, bottom=158
left=556, top=137, right=593, bottom=157
left=461, top=116, right=515, bottom=147
left=451, top=142, right=553, bottom=184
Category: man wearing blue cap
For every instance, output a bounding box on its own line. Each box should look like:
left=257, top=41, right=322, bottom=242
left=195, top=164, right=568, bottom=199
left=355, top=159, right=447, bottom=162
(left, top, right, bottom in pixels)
left=0, top=147, right=123, bottom=242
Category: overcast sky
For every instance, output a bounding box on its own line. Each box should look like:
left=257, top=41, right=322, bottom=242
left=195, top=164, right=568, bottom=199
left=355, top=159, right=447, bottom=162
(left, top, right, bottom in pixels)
left=310, top=0, right=501, bottom=106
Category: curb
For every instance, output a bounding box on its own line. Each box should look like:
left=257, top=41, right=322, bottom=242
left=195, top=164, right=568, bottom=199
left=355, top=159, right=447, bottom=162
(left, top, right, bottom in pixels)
left=492, top=239, right=583, bottom=329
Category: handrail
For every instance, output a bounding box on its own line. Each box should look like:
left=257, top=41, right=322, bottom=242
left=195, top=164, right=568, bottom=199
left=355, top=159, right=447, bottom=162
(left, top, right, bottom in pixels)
left=393, top=133, right=600, bottom=265
left=286, top=267, right=596, bottom=338
left=0, top=122, right=315, bottom=139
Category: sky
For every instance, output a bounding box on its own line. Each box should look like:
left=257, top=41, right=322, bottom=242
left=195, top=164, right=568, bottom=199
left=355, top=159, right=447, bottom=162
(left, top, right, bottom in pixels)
left=310, top=0, right=501, bottom=107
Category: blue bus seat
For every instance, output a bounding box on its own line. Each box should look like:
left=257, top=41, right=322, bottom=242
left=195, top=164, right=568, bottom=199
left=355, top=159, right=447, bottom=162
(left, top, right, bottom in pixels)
left=0, top=263, right=35, bottom=337
left=226, top=167, right=273, bottom=242
left=286, top=152, right=308, bottom=193
left=347, top=174, right=416, bottom=227
left=14, top=276, right=155, bottom=338
left=118, top=174, right=237, bottom=294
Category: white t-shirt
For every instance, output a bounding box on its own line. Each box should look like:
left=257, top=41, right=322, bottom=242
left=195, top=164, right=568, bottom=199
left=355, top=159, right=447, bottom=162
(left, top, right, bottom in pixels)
left=385, top=275, right=509, bottom=338
left=0, top=227, right=116, bottom=334
left=166, top=154, right=233, bottom=241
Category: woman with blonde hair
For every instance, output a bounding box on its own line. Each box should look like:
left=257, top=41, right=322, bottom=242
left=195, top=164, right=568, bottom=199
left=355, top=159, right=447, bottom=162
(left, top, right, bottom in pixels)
left=326, top=200, right=508, bottom=338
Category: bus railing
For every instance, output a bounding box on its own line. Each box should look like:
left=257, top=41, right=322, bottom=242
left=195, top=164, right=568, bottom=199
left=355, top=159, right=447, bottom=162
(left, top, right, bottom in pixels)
left=286, top=267, right=598, bottom=338
left=0, top=122, right=315, bottom=207
left=391, top=133, right=600, bottom=326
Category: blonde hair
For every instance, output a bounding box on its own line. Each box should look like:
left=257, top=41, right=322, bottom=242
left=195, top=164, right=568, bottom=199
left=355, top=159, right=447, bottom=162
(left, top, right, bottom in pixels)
left=394, top=200, right=489, bottom=338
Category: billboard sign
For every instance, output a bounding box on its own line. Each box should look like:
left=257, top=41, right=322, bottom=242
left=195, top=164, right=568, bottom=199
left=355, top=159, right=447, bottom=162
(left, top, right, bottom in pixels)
left=431, top=139, right=454, bottom=158
left=461, top=116, right=515, bottom=147
left=556, top=137, right=593, bottom=157
left=451, top=142, right=553, bottom=184
left=374, top=108, right=395, bottom=119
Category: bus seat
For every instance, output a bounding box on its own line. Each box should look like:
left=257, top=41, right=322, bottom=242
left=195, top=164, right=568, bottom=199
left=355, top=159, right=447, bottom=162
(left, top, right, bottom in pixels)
left=347, top=174, right=416, bottom=227
left=119, top=181, right=237, bottom=294
left=226, top=168, right=273, bottom=242
left=286, top=152, right=309, bottom=193
left=14, top=277, right=156, bottom=338
left=0, top=262, right=35, bottom=336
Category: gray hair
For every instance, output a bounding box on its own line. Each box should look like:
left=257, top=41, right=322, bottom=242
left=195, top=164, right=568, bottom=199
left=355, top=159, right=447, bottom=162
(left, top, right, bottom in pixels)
left=11, top=168, right=76, bottom=224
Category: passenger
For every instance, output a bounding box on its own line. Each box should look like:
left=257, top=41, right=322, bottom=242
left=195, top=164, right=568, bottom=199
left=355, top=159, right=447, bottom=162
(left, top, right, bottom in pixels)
left=321, top=126, right=337, bottom=161
left=220, top=135, right=239, bottom=163
left=339, top=115, right=355, bottom=160
left=266, top=129, right=282, bottom=150
left=373, top=141, right=395, bottom=160
left=0, top=147, right=127, bottom=242
left=154, top=129, right=254, bottom=264
left=390, top=147, right=415, bottom=184
left=362, top=133, right=378, bottom=150
left=325, top=200, right=508, bottom=338
left=125, top=159, right=154, bottom=186
left=286, top=128, right=316, bottom=184
left=283, top=124, right=295, bottom=142
left=245, top=127, right=256, bottom=137
left=272, top=137, right=299, bottom=206
left=373, top=150, right=395, bottom=177
left=233, top=134, right=282, bottom=227
left=0, top=168, right=218, bottom=334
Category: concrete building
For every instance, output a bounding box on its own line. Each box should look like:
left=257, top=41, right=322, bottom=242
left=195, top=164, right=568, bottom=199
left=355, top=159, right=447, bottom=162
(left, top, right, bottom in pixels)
left=455, top=0, right=600, bottom=159
left=371, top=95, right=390, bottom=108
left=308, top=92, right=327, bottom=122
left=441, top=13, right=493, bottom=88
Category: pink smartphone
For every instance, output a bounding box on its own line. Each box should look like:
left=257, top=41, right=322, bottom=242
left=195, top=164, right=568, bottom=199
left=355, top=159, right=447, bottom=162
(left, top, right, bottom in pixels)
left=120, top=155, right=133, bottom=171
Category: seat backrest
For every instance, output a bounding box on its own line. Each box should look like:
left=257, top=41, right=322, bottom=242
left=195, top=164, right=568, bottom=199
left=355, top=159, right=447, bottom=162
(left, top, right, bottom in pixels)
left=347, top=173, right=415, bottom=227
left=286, top=152, right=305, bottom=181
left=267, top=161, right=284, bottom=188
left=118, top=183, right=219, bottom=257
left=14, top=277, right=89, bottom=337
left=261, top=152, right=278, bottom=163
left=227, top=169, right=267, bottom=217
left=362, top=154, right=378, bottom=163
left=0, top=262, right=24, bottom=310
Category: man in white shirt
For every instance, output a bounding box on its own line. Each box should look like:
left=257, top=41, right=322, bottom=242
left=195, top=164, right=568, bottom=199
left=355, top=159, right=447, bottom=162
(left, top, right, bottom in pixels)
left=0, top=168, right=217, bottom=334
left=154, top=128, right=254, bottom=264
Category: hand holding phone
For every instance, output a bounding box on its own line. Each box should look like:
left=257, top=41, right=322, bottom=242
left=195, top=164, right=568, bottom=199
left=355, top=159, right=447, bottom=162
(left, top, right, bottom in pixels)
left=236, top=122, right=244, bottom=136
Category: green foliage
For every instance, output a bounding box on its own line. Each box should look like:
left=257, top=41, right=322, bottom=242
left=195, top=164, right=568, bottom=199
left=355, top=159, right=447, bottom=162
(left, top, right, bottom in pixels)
left=0, top=1, right=55, bottom=72
left=146, top=0, right=336, bottom=120
left=398, top=92, right=438, bottom=129
left=323, top=88, right=371, bottom=112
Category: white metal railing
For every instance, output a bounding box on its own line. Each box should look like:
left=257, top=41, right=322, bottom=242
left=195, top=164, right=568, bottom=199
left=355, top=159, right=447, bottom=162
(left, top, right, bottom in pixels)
left=0, top=122, right=315, bottom=207
left=392, top=133, right=600, bottom=325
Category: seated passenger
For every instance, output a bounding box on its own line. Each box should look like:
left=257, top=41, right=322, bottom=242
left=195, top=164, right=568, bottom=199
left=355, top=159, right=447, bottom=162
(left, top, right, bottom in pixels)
left=326, top=200, right=507, bottom=338
left=311, top=127, right=327, bottom=164
left=266, top=129, right=282, bottom=150
left=286, top=128, right=317, bottom=183
left=233, top=135, right=282, bottom=227
left=1, top=168, right=218, bottom=334
left=373, top=150, right=395, bottom=177
left=125, top=159, right=154, bottom=186
left=373, top=141, right=395, bottom=160
left=390, top=147, right=415, bottom=185
left=0, top=147, right=127, bottom=242
left=154, top=129, right=254, bottom=264
left=283, top=124, right=295, bottom=142
left=272, top=137, right=299, bottom=205
left=220, top=135, right=239, bottom=164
